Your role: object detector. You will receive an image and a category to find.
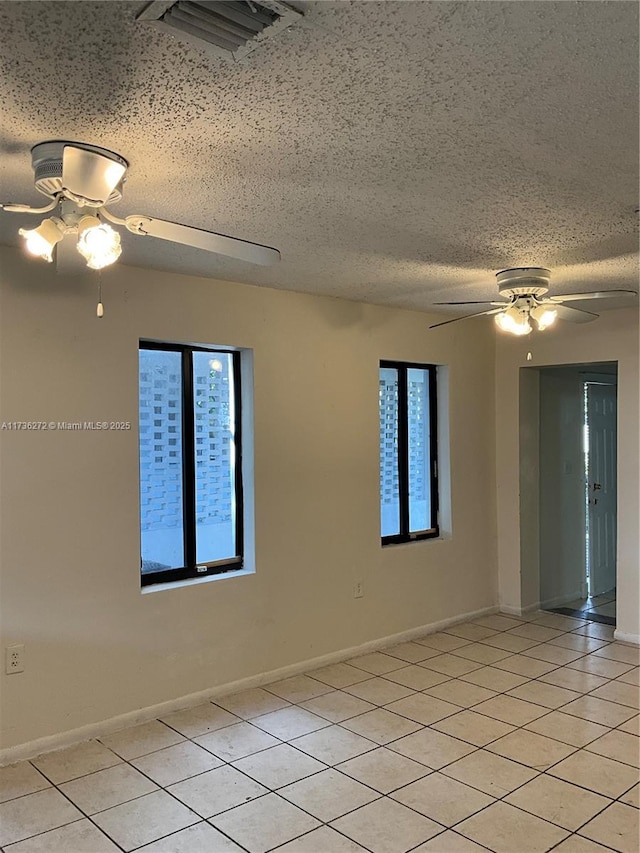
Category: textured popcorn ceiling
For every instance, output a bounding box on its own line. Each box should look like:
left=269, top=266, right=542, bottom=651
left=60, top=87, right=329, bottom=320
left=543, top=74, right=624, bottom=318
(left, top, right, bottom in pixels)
left=0, top=0, right=638, bottom=312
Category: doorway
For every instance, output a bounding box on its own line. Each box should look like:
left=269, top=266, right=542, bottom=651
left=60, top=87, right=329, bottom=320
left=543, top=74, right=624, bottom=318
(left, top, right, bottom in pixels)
left=538, top=362, right=618, bottom=625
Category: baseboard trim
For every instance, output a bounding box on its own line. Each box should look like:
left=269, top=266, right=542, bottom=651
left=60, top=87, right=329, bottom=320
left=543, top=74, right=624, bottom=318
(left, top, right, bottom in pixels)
left=539, top=591, right=584, bottom=611
left=0, top=603, right=497, bottom=766
left=499, top=602, right=541, bottom=617
left=613, top=630, right=640, bottom=646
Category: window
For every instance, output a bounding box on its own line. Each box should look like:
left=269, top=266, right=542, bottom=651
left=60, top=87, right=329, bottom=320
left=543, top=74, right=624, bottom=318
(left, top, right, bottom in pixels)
left=139, top=342, right=243, bottom=586
left=379, top=361, right=438, bottom=543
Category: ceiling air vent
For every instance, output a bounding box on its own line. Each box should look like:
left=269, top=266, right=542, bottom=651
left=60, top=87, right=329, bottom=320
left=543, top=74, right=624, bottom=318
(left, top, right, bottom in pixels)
left=137, top=1, right=303, bottom=61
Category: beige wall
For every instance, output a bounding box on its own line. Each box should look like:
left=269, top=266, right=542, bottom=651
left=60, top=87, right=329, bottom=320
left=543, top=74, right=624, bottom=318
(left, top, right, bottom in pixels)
left=0, top=247, right=498, bottom=750
left=495, top=308, right=639, bottom=639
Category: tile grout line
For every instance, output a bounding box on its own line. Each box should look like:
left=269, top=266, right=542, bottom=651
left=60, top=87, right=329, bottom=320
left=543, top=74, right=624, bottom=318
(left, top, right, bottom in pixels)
left=3, top=768, right=130, bottom=853
left=106, top=721, right=390, bottom=852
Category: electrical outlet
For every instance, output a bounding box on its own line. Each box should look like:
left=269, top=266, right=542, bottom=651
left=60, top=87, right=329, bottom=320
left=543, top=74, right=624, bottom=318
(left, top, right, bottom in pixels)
left=354, top=580, right=364, bottom=599
left=5, top=644, right=24, bottom=675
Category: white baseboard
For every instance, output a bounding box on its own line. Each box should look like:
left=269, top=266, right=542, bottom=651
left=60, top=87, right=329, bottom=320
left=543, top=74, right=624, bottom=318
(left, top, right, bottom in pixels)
left=497, top=605, right=522, bottom=616
left=499, top=602, right=541, bottom=617
left=0, top=603, right=497, bottom=766
left=613, top=630, right=640, bottom=646
left=539, top=591, right=584, bottom=610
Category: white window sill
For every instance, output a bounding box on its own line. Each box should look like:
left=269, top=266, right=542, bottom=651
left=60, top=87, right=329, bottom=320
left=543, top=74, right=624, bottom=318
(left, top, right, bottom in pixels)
left=141, top=566, right=254, bottom=594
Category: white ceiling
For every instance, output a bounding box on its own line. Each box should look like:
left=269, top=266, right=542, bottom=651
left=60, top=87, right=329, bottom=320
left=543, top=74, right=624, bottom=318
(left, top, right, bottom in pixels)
left=0, top=0, right=638, bottom=312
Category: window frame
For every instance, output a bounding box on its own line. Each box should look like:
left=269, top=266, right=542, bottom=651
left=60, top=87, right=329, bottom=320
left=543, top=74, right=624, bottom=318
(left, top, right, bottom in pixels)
left=139, top=340, right=244, bottom=587
left=380, top=360, right=439, bottom=545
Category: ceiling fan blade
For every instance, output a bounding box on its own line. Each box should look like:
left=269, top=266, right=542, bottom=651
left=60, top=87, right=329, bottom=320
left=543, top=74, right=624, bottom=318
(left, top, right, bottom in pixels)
left=429, top=307, right=503, bottom=329
left=549, top=289, right=638, bottom=303
left=433, top=300, right=507, bottom=306
left=55, top=233, right=86, bottom=275
left=553, top=304, right=599, bottom=323
left=126, top=215, right=280, bottom=266
left=62, top=146, right=126, bottom=206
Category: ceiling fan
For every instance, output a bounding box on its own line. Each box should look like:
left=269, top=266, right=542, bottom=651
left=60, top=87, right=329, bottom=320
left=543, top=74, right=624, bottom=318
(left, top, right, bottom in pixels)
left=0, top=140, right=281, bottom=272
left=430, top=268, right=637, bottom=335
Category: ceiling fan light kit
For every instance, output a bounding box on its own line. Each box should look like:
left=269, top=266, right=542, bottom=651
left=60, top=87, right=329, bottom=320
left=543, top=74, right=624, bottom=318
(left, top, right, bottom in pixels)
left=530, top=303, right=558, bottom=330
left=76, top=216, right=122, bottom=270
left=18, top=217, right=65, bottom=261
left=495, top=306, right=532, bottom=336
left=1, top=140, right=281, bottom=272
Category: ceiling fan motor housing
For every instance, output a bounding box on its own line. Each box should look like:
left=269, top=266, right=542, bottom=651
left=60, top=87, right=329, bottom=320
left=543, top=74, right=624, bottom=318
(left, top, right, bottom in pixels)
left=496, top=267, right=551, bottom=298
left=31, top=141, right=128, bottom=205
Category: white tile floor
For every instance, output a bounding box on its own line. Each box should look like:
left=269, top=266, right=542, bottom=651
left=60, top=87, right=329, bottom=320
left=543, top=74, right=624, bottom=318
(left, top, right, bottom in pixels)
left=1, top=611, right=638, bottom=853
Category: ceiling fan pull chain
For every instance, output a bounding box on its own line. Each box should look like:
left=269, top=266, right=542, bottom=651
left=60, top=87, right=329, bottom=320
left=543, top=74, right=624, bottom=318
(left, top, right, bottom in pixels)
left=97, top=277, right=104, bottom=318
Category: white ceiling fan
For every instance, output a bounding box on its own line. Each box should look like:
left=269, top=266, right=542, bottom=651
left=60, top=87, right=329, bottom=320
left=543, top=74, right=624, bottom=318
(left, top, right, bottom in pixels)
left=430, top=268, right=637, bottom=335
left=0, top=140, right=281, bottom=272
